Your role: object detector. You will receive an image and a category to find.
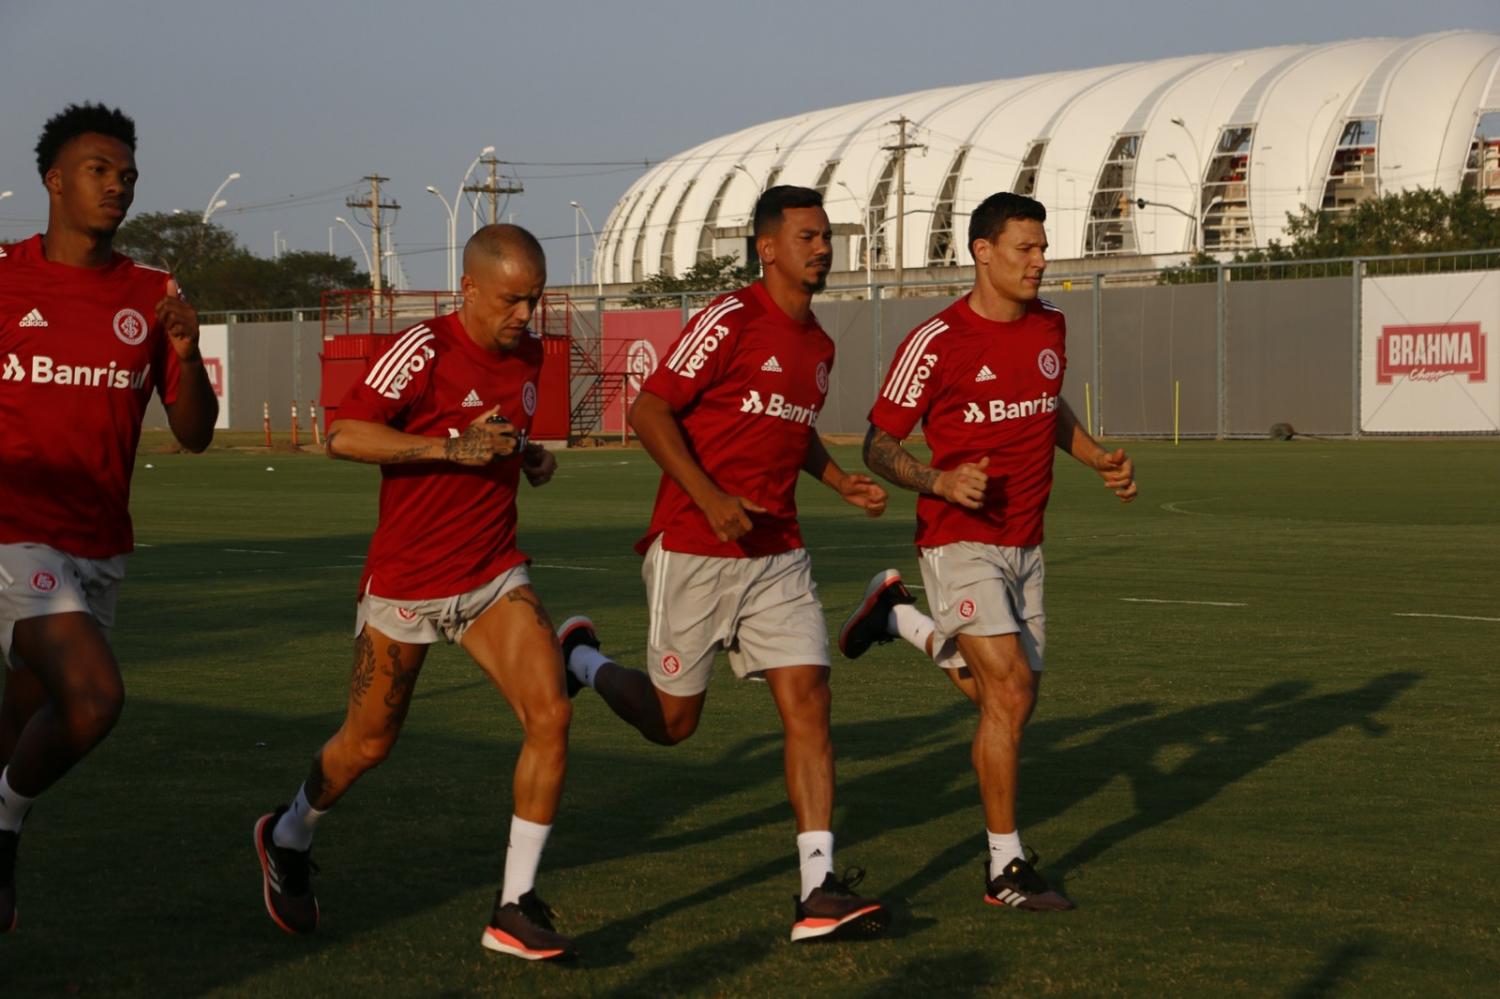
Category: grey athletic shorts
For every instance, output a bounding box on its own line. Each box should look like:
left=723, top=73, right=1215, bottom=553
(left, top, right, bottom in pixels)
left=918, top=542, right=1046, bottom=672
left=357, top=564, right=531, bottom=646
left=642, top=537, right=830, bottom=697
left=0, top=543, right=127, bottom=670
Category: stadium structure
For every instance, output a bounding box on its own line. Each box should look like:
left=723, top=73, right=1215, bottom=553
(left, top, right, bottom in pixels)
left=595, top=30, right=1500, bottom=282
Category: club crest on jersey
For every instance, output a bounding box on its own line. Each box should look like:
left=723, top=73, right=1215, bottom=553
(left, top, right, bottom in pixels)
left=113, top=308, right=149, bottom=346
left=815, top=361, right=829, bottom=393
left=30, top=571, right=59, bottom=593
left=661, top=653, right=682, bottom=675
left=1037, top=348, right=1061, bottom=380
left=522, top=381, right=537, bottom=416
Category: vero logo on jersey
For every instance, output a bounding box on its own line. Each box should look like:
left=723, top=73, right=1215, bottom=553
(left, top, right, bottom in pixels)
left=678, top=325, right=731, bottom=379
left=899, top=353, right=938, bottom=407
left=2, top=353, right=148, bottom=389
left=962, top=393, right=1058, bottom=423
left=380, top=344, right=436, bottom=400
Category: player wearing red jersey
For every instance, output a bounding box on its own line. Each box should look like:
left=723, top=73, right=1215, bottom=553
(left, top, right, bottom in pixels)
left=556, top=187, right=892, bottom=943
left=252, top=226, right=578, bottom=961
left=0, top=104, right=218, bottom=933
left=840, top=193, right=1136, bottom=912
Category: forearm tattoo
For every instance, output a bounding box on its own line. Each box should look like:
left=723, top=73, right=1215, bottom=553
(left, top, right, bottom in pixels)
left=443, top=424, right=507, bottom=463
left=864, top=426, right=939, bottom=494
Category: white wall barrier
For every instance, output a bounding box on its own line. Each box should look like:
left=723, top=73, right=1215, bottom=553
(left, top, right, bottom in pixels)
left=198, top=324, right=231, bottom=430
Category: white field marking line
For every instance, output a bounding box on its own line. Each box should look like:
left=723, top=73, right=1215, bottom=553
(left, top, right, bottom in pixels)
left=1161, top=497, right=1224, bottom=516
left=223, top=548, right=287, bottom=555
left=130, top=564, right=357, bottom=579
left=1121, top=597, right=1247, bottom=608
left=531, top=563, right=608, bottom=572
left=1393, top=612, right=1500, bottom=623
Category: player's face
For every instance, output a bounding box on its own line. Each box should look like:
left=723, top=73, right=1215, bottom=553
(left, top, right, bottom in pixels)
left=462, top=254, right=545, bottom=351
left=46, top=133, right=137, bottom=237
left=974, top=217, right=1048, bottom=305
left=760, top=206, right=833, bottom=294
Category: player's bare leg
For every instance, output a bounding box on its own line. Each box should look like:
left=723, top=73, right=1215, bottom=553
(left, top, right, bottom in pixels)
left=763, top=665, right=834, bottom=832
left=0, top=661, right=48, bottom=768
left=592, top=662, right=705, bottom=746
left=460, top=585, right=576, bottom=959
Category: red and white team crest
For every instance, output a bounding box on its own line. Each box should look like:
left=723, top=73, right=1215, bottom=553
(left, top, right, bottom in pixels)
left=396, top=607, right=418, bottom=622
left=1037, top=348, right=1060, bottom=380
left=958, top=598, right=976, bottom=620
left=661, top=653, right=682, bottom=675
left=30, top=571, right=59, bottom=593
left=113, top=308, right=149, bottom=346
left=627, top=339, right=658, bottom=391
left=815, top=361, right=829, bottom=393
left=522, top=381, right=537, bottom=416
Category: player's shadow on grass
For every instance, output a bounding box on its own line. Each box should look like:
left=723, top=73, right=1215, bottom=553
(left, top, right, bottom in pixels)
left=1289, top=934, right=1380, bottom=999
left=881, top=672, right=1421, bottom=900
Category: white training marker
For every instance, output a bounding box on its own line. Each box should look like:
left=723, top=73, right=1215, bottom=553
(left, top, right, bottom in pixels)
left=1120, top=597, right=1247, bottom=607
left=1393, top=612, right=1500, bottom=623
left=144, top=463, right=154, bottom=469
left=265, top=466, right=275, bottom=472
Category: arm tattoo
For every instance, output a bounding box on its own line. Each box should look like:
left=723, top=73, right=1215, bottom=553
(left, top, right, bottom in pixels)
left=443, top=424, right=506, bottom=464
left=864, top=426, right=939, bottom=494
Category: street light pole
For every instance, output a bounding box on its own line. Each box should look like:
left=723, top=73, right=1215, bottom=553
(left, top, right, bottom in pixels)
left=428, top=146, right=495, bottom=296
left=424, top=186, right=457, bottom=292
left=334, top=215, right=374, bottom=279
left=836, top=180, right=873, bottom=296
left=202, top=172, right=240, bottom=223
left=1163, top=153, right=1199, bottom=253
left=569, top=200, right=600, bottom=296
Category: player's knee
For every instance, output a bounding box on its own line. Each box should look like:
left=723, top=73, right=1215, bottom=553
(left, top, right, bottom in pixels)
left=783, top=679, right=832, bottom=732
left=62, top=687, right=124, bottom=749
left=656, top=712, right=699, bottom=746
left=525, top=694, right=572, bottom=743
left=350, top=733, right=397, bottom=771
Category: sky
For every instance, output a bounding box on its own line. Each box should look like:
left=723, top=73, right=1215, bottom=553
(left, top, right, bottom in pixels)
left=2, top=0, right=1497, bottom=292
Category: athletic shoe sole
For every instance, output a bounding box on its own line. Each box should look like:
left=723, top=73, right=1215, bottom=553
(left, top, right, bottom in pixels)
left=254, top=812, right=319, bottom=934
left=838, top=569, right=904, bottom=658
left=481, top=925, right=570, bottom=960
left=790, top=902, right=891, bottom=942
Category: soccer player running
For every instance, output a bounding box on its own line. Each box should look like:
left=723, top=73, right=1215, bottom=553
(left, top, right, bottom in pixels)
left=0, top=104, right=218, bottom=932
left=840, top=192, right=1136, bottom=911
left=253, top=225, right=577, bottom=961
left=557, top=186, right=892, bottom=942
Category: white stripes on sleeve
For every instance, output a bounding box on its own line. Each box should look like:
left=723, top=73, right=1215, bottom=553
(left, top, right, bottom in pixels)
left=880, top=318, right=948, bottom=406
left=364, top=325, right=434, bottom=395
left=663, top=297, right=744, bottom=373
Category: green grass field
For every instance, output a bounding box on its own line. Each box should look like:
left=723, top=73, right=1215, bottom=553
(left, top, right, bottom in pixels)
left=4, top=436, right=1498, bottom=997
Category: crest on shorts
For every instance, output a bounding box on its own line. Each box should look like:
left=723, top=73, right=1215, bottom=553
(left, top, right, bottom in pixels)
left=522, top=381, right=537, bottom=416
left=815, top=361, right=829, bottom=393
left=113, top=308, right=149, bottom=346
left=661, top=652, right=682, bottom=675
left=1037, top=348, right=1061, bottom=380
left=958, top=598, right=977, bottom=620
left=30, top=571, right=59, bottom=593
left=396, top=607, right=418, bottom=622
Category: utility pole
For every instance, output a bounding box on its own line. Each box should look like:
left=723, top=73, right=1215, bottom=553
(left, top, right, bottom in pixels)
left=464, top=156, right=523, bottom=226
left=883, top=116, right=925, bottom=298
left=346, top=175, right=400, bottom=291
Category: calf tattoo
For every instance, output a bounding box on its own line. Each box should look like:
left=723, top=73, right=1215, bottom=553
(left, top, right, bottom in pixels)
left=864, top=425, right=939, bottom=493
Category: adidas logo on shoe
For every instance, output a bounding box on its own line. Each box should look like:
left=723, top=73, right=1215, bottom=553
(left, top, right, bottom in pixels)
left=761, top=356, right=782, bottom=372
left=19, top=309, right=47, bottom=328
left=461, top=389, right=484, bottom=408
left=975, top=365, right=996, bottom=382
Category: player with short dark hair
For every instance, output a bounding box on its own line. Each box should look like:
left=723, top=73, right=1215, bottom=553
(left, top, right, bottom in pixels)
left=0, top=103, right=219, bottom=932
left=556, top=186, right=893, bottom=942
left=252, top=225, right=580, bottom=960
left=841, top=190, right=1136, bottom=911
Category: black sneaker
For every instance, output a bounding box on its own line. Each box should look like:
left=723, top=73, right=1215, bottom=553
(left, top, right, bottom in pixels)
left=790, top=867, right=891, bottom=942
left=983, top=851, right=1074, bottom=911
left=254, top=807, right=320, bottom=933
left=839, top=569, right=915, bottom=659
left=0, top=829, right=17, bottom=933
left=481, top=889, right=575, bottom=960
left=556, top=616, right=599, bottom=698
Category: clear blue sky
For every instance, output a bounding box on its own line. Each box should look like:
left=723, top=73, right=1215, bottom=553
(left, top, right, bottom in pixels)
left=2, top=0, right=1496, bottom=291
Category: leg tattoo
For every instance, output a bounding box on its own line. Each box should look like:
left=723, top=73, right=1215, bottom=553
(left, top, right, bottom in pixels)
left=350, top=630, right=376, bottom=707
left=503, top=586, right=555, bottom=632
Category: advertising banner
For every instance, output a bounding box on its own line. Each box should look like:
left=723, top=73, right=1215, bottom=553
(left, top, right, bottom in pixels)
left=198, top=324, right=231, bottom=430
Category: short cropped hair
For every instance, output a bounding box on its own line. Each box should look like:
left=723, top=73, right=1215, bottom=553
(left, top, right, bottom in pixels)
left=968, top=192, right=1046, bottom=256
left=35, top=103, right=137, bottom=179
left=463, top=223, right=546, bottom=275
left=753, top=185, right=824, bottom=237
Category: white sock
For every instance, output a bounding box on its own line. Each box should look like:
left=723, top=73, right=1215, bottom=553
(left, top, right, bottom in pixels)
left=272, top=786, right=326, bottom=851
left=567, top=645, right=612, bottom=689
left=797, top=830, right=835, bottom=900
left=889, top=603, right=935, bottom=656
left=0, top=768, right=35, bottom=833
left=502, top=815, right=552, bottom=906
left=987, top=828, right=1024, bottom=879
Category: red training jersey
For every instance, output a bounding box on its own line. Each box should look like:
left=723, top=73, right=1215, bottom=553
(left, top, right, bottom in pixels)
left=869, top=294, right=1066, bottom=549
left=638, top=281, right=834, bottom=558
left=0, top=234, right=181, bottom=558
left=336, top=312, right=543, bottom=601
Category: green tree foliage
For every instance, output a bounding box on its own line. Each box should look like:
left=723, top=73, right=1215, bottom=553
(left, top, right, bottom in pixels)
left=629, top=254, right=758, bottom=308
left=115, top=212, right=368, bottom=311
left=1159, top=188, right=1500, bottom=284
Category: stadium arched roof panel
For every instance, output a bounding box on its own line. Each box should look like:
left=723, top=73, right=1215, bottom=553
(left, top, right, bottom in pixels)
left=597, top=30, right=1500, bottom=282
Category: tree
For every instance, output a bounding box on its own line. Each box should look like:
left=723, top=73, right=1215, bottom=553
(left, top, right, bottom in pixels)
left=629, top=254, right=758, bottom=308
left=115, top=211, right=240, bottom=278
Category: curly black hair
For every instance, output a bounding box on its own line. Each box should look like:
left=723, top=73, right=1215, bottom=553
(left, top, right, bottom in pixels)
left=35, top=103, right=136, bottom=180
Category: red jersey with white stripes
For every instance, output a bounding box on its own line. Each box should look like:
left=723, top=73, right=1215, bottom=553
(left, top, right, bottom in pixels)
left=869, top=294, right=1066, bottom=549
left=336, top=312, right=543, bottom=601
left=638, top=281, right=835, bottom=558
left=0, top=234, right=181, bottom=558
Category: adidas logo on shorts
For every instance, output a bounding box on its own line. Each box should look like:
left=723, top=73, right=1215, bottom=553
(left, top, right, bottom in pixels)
left=19, top=308, right=48, bottom=328
left=461, top=389, right=484, bottom=408
left=761, top=356, right=783, bottom=372
left=975, top=365, right=996, bottom=382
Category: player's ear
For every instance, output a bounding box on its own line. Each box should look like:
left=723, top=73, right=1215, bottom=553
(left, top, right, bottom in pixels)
left=971, top=237, right=991, bottom=265
left=44, top=166, right=63, bottom=197
left=756, top=233, right=775, bottom=267
left=460, top=273, right=477, bottom=304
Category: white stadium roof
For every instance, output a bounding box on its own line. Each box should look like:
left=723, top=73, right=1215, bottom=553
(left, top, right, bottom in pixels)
left=597, top=30, right=1500, bottom=282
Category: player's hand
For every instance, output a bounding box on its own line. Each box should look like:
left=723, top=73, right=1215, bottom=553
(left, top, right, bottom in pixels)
left=444, top=406, right=519, bottom=465
left=933, top=456, right=989, bottom=510
left=1093, top=448, right=1137, bottom=502
left=837, top=472, right=887, bottom=518
left=521, top=443, right=556, bottom=487
left=156, top=279, right=202, bottom=361
left=699, top=489, right=767, bottom=543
